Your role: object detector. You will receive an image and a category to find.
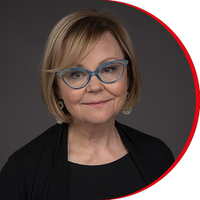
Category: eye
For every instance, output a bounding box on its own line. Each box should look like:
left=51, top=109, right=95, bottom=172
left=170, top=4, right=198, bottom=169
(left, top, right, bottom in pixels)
left=64, top=71, right=87, bottom=80
left=71, top=71, right=85, bottom=79
left=101, top=66, right=117, bottom=73
left=71, top=72, right=81, bottom=78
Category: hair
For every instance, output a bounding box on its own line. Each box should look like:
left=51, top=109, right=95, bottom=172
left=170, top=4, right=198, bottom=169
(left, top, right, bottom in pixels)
left=41, top=9, right=141, bottom=123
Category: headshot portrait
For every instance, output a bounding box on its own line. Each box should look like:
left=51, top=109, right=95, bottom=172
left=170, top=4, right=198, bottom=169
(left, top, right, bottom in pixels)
left=0, top=0, right=198, bottom=199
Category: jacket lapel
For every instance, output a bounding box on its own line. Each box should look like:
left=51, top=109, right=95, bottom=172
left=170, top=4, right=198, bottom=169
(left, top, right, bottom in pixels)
left=46, top=123, right=68, bottom=200
left=116, top=121, right=162, bottom=185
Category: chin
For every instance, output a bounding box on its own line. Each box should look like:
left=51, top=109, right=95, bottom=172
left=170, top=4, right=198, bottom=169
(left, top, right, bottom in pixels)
left=83, top=113, right=115, bottom=125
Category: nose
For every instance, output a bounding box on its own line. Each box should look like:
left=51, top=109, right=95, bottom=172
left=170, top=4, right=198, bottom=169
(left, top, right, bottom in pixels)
left=86, top=75, right=104, bottom=93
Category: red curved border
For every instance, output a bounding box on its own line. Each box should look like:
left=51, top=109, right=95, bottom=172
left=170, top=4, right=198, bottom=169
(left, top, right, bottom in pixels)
left=103, top=0, right=200, bottom=199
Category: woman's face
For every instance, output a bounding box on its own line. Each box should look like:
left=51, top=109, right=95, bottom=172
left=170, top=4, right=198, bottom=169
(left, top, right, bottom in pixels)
left=57, top=32, right=128, bottom=125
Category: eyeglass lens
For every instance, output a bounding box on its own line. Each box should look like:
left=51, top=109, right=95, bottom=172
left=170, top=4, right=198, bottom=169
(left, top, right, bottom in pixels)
left=63, top=62, right=124, bottom=88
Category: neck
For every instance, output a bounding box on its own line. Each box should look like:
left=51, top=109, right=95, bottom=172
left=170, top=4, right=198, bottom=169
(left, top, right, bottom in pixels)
left=68, top=118, right=118, bottom=149
left=67, top=118, right=128, bottom=165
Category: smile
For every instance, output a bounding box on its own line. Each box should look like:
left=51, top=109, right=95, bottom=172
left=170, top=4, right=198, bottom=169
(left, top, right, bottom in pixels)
left=84, top=100, right=110, bottom=108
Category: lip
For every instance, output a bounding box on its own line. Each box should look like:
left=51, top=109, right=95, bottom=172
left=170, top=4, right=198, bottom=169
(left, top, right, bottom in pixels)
left=84, top=100, right=111, bottom=108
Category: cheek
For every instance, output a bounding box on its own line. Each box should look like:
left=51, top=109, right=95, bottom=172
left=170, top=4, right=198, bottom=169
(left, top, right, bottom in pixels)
left=61, top=90, right=84, bottom=115
left=62, top=90, right=82, bottom=105
left=108, top=77, right=128, bottom=103
left=113, top=72, right=128, bottom=97
left=112, top=84, right=126, bottom=97
left=58, top=81, right=84, bottom=107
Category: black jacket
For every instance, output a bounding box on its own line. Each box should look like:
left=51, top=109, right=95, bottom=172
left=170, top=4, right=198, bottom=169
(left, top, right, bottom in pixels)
left=0, top=121, right=174, bottom=199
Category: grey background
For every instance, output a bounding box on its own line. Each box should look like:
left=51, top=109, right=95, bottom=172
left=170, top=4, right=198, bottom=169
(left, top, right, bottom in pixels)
left=0, top=0, right=196, bottom=170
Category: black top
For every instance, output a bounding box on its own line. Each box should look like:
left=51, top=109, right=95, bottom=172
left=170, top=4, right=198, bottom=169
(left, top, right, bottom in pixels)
left=0, top=121, right=175, bottom=200
left=68, top=153, right=146, bottom=200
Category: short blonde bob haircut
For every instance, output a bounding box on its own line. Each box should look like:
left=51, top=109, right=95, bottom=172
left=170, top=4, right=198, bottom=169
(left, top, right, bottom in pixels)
left=41, top=9, right=141, bottom=123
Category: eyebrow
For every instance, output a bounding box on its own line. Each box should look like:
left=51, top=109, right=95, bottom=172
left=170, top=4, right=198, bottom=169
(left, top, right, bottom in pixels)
left=75, top=57, right=119, bottom=69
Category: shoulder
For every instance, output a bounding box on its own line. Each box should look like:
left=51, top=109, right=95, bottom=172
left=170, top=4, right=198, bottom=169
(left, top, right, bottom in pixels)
left=7, top=123, right=67, bottom=174
left=123, top=122, right=169, bottom=147
left=116, top=121, right=173, bottom=152
left=0, top=123, right=67, bottom=198
left=12, top=123, right=64, bottom=158
left=116, top=121, right=175, bottom=170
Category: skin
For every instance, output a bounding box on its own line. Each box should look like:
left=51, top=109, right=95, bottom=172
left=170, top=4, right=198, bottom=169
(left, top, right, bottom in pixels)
left=57, top=32, right=129, bottom=165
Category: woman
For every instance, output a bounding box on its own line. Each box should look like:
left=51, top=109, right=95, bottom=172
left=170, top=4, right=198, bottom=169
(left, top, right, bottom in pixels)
left=0, top=10, right=174, bottom=199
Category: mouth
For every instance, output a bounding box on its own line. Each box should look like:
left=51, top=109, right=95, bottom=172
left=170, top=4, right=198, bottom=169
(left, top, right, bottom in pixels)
left=84, top=100, right=111, bottom=108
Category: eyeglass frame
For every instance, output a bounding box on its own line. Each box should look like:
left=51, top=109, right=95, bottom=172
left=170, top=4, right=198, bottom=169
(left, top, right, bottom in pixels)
left=56, top=59, right=129, bottom=89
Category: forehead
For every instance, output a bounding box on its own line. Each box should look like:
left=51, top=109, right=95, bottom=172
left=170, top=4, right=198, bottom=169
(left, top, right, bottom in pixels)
left=59, top=30, right=124, bottom=72
left=79, top=32, right=124, bottom=67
